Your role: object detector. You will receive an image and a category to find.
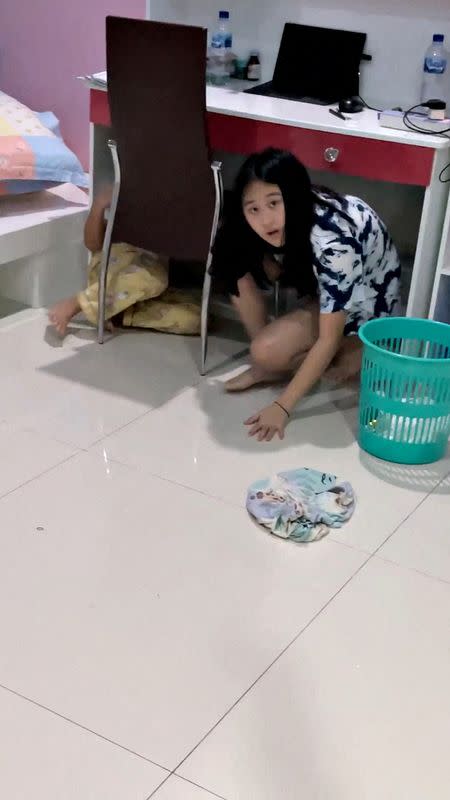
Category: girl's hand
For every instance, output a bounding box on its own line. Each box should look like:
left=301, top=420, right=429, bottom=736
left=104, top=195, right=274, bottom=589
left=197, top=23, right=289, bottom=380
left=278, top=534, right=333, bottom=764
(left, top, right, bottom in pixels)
left=244, top=403, right=289, bottom=442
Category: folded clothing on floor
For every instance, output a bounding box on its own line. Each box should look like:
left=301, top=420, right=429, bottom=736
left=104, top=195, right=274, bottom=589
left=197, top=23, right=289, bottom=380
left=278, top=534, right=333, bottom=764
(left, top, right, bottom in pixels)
left=246, top=468, right=355, bottom=543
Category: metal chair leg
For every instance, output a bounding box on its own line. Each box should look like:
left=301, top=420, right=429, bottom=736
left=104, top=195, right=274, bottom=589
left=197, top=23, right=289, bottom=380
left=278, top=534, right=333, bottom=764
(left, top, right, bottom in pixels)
left=201, top=269, right=212, bottom=375
left=98, top=139, right=121, bottom=344
left=200, top=160, right=223, bottom=375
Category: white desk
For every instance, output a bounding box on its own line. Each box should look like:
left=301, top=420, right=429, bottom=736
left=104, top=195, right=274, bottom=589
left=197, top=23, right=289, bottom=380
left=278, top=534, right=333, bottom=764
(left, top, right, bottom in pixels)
left=206, top=86, right=447, bottom=148
left=88, top=81, right=450, bottom=319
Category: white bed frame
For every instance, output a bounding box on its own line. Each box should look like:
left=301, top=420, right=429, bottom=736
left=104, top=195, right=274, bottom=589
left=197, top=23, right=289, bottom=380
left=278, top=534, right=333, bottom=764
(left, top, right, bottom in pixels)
left=0, top=183, right=89, bottom=308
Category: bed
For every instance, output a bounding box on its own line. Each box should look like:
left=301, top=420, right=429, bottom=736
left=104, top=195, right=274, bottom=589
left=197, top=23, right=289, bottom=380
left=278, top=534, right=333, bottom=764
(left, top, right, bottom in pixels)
left=0, top=91, right=89, bottom=307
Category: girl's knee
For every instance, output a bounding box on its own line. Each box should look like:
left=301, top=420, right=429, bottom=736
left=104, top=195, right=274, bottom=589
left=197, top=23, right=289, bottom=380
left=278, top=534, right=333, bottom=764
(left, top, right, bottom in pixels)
left=251, top=318, right=313, bottom=371
left=251, top=334, right=284, bottom=371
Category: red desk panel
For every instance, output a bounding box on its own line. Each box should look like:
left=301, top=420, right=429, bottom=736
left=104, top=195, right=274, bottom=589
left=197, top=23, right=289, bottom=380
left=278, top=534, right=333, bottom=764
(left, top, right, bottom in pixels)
left=90, top=91, right=434, bottom=187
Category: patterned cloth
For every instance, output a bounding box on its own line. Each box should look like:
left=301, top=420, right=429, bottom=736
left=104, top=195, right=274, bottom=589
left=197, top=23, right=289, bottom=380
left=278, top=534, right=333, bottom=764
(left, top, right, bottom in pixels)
left=311, top=192, right=401, bottom=335
left=78, top=243, right=201, bottom=335
left=246, top=468, right=356, bottom=543
left=122, top=287, right=201, bottom=334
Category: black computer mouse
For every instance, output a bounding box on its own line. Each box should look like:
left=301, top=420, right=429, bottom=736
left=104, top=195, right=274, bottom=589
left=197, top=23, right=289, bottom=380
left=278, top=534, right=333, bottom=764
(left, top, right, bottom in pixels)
left=339, top=97, right=364, bottom=114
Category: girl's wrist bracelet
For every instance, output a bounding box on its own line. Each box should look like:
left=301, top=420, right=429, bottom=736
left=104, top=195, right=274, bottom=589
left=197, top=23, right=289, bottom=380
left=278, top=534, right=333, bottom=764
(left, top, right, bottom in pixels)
left=274, top=400, right=290, bottom=418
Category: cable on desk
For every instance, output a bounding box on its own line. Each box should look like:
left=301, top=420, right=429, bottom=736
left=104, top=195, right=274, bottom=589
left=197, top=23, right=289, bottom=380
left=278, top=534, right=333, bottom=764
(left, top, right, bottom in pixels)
left=439, top=163, right=450, bottom=183
left=402, top=102, right=450, bottom=136
left=357, top=95, right=382, bottom=113
left=400, top=102, right=450, bottom=182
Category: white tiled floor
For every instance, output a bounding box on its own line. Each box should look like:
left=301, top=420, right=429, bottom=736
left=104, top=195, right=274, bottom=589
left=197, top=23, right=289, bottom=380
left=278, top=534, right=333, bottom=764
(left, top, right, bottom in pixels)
left=0, top=687, right=168, bottom=800
left=0, top=310, right=449, bottom=800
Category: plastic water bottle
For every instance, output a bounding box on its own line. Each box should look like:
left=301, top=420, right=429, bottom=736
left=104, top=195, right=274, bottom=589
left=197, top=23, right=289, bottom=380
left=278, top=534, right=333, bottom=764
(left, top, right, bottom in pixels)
left=209, top=11, right=233, bottom=86
left=421, top=34, right=448, bottom=105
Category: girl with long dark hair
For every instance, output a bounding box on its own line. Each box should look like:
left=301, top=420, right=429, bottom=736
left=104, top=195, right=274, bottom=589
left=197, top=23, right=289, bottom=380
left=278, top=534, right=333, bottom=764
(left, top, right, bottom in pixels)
left=212, top=148, right=400, bottom=442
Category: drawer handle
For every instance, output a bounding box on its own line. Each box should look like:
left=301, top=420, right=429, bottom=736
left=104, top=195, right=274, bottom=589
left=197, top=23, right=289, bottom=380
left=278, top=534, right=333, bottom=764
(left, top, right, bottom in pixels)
left=324, top=147, right=340, bottom=163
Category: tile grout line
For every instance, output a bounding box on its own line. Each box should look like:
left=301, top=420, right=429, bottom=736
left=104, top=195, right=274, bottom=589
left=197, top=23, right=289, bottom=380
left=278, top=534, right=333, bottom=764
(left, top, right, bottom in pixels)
left=367, top=470, right=450, bottom=559
left=374, top=553, right=450, bottom=586
left=3, top=316, right=448, bottom=795
left=98, top=453, right=243, bottom=509
left=82, top=348, right=247, bottom=451
left=328, top=467, right=450, bottom=561
left=4, top=458, right=435, bottom=794
left=146, top=773, right=228, bottom=800
left=146, top=774, right=172, bottom=799
left=0, top=358, right=222, bottom=466
left=169, top=475, right=450, bottom=784
left=170, top=552, right=375, bottom=778
left=0, top=451, right=81, bottom=506
left=7, top=378, right=202, bottom=455
left=175, top=776, right=227, bottom=800
left=101, top=451, right=419, bottom=564
left=1, top=337, right=236, bottom=454
left=84, top=372, right=210, bottom=451
left=0, top=682, right=169, bottom=774
left=0, top=464, right=442, bottom=798
left=0, top=419, right=89, bottom=453
left=89, top=452, right=450, bottom=559
left=0, top=482, right=396, bottom=800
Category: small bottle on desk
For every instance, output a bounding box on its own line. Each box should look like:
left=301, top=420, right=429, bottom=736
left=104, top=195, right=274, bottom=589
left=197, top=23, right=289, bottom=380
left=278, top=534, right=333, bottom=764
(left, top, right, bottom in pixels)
left=246, top=51, right=261, bottom=81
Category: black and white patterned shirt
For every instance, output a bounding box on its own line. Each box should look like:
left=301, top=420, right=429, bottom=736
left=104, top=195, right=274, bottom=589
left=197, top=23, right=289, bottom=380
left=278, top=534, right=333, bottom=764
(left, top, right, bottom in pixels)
left=311, top=192, right=401, bottom=334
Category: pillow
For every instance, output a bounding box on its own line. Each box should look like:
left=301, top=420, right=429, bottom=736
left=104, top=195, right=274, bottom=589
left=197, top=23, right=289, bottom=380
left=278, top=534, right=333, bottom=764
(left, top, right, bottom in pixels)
left=0, top=91, right=88, bottom=195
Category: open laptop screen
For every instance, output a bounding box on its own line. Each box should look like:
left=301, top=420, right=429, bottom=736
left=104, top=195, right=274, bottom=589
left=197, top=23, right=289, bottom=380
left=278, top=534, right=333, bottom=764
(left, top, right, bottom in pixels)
left=273, top=23, right=367, bottom=102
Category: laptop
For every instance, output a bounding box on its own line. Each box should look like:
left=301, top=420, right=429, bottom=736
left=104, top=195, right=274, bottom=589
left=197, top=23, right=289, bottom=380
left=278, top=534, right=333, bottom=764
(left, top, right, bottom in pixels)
left=245, top=23, right=367, bottom=106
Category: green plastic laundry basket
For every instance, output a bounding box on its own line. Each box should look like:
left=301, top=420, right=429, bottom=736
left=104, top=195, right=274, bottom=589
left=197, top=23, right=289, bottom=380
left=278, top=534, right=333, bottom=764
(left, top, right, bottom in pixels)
left=358, top=317, right=450, bottom=464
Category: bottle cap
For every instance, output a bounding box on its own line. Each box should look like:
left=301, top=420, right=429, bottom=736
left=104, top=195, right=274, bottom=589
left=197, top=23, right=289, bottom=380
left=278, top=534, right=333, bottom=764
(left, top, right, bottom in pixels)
left=433, top=34, right=444, bottom=43
left=250, top=50, right=260, bottom=56
left=219, top=11, right=230, bottom=19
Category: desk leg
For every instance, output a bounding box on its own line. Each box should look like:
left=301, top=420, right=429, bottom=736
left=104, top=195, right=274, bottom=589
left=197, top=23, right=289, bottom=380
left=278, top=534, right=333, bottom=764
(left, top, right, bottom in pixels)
left=429, top=178, right=450, bottom=320
left=407, top=148, right=450, bottom=318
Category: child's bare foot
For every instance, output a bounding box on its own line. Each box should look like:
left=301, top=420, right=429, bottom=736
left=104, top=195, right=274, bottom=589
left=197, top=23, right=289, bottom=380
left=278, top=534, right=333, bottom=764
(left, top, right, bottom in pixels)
left=225, top=365, right=285, bottom=392
left=48, top=296, right=81, bottom=337
left=325, top=365, right=360, bottom=385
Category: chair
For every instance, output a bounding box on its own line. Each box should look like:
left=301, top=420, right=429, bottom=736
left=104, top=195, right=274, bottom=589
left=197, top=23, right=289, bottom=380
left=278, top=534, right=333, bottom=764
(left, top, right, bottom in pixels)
left=99, top=16, right=223, bottom=374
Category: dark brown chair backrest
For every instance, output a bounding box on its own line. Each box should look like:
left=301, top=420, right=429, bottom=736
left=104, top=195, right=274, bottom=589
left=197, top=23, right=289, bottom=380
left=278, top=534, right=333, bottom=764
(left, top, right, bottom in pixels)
left=106, top=16, right=215, bottom=262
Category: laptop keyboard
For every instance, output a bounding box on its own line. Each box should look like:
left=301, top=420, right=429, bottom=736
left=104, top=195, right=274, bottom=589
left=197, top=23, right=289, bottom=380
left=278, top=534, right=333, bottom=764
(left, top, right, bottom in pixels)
left=244, top=82, right=334, bottom=106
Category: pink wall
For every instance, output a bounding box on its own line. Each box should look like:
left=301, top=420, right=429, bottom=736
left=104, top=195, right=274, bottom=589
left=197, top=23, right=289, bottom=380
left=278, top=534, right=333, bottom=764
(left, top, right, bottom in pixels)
left=0, top=1, right=146, bottom=169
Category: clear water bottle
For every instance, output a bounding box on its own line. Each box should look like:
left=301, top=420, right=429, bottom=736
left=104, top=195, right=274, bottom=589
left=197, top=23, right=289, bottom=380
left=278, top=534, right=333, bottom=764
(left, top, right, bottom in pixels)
left=209, top=10, right=233, bottom=87
left=421, top=34, right=448, bottom=105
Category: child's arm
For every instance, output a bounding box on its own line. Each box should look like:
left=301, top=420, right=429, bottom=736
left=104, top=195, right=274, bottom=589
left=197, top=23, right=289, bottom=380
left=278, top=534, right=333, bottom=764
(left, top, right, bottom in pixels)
left=277, top=311, right=346, bottom=412
left=245, top=311, right=346, bottom=441
left=84, top=186, right=113, bottom=252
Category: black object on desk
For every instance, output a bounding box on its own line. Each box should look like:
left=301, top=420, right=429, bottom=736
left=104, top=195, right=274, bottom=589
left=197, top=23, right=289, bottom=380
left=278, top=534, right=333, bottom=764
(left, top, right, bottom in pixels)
left=339, top=96, right=364, bottom=113
left=329, top=108, right=348, bottom=121
left=245, top=22, right=367, bottom=106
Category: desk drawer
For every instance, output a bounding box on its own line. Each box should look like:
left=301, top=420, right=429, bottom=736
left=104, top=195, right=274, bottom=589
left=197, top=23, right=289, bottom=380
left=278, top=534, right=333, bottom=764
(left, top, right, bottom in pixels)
left=90, top=91, right=435, bottom=187
left=207, top=113, right=434, bottom=186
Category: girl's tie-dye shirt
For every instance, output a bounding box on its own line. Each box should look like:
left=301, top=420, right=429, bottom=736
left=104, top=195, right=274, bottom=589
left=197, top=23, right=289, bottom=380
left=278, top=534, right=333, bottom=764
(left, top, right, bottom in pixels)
left=311, top=192, right=401, bottom=334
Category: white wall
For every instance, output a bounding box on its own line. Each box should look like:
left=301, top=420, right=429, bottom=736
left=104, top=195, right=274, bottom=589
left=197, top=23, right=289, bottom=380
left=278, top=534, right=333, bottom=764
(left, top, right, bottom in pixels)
left=146, top=1, right=450, bottom=259
left=147, top=0, right=450, bottom=109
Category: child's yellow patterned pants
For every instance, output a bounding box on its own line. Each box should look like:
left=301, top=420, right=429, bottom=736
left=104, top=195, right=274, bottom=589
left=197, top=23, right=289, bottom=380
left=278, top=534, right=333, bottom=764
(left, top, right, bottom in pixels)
left=78, top=243, right=200, bottom=335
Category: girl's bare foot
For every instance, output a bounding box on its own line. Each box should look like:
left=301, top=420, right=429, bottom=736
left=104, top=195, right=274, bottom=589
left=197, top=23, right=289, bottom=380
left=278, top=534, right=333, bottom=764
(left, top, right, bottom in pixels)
left=325, top=348, right=362, bottom=384
left=225, top=365, right=285, bottom=392
left=48, top=296, right=81, bottom=337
